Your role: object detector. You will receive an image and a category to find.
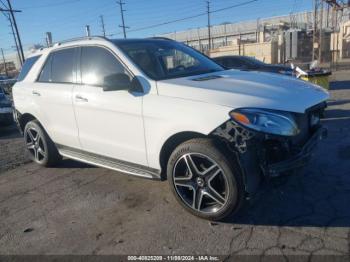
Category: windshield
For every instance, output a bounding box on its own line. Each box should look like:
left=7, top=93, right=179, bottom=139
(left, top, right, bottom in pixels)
left=243, top=56, right=266, bottom=67
left=114, top=39, right=224, bottom=80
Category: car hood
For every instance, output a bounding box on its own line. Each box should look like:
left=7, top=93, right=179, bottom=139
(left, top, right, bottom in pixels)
left=157, top=70, right=329, bottom=113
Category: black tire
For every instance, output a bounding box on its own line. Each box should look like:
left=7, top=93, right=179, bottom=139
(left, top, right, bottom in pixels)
left=167, top=138, right=244, bottom=220
left=24, top=120, right=61, bottom=167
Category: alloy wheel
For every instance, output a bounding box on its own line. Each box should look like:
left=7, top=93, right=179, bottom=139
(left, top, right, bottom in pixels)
left=25, top=127, right=46, bottom=162
left=172, top=153, right=229, bottom=214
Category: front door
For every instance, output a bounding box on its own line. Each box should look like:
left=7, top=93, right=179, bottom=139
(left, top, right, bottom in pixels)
left=73, top=46, right=147, bottom=166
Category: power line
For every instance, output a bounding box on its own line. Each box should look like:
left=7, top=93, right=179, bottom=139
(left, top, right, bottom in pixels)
left=117, top=0, right=129, bottom=38
left=17, top=0, right=81, bottom=10
left=6, top=0, right=24, bottom=64
left=0, top=1, right=21, bottom=66
left=0, top=0, right=24, bottom=65
left=211, top=0, right=258, bottom=14
left=124, top=0, right=258, bottom=34
left=16, top=2, right=116, bottom=30
left=8, top=12, right=21, bottom=64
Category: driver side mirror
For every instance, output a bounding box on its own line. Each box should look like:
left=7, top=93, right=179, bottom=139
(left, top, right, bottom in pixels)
left=103, top=73, right=143, bottom=93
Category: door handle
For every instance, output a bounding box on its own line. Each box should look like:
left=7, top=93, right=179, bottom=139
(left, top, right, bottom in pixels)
left=75, top=95, right=88, bottom=102
left=32, top=90, right=41, bottom=96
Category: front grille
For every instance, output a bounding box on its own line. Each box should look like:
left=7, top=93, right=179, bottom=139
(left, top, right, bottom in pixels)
left=293, top=113, right=310, bottom=146
left=292, top=102, right=326, bottom=146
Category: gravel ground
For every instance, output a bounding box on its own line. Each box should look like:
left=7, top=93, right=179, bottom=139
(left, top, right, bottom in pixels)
left=0, top=125, right=30, bottom=173
left=0, top=81, right=349, bottom=260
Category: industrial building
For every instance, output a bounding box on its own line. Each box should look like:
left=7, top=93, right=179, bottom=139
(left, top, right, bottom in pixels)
left=161, top=9, right=350, bottom=65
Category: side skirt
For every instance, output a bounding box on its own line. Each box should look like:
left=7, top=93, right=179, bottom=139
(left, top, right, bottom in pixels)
left=56, top=145, right=161, bottom=180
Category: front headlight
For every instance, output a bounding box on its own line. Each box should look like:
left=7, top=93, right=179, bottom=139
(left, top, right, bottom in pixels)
left=230, top=108, right=299, bottom=136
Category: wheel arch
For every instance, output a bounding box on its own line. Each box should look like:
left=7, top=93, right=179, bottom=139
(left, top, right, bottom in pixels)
left=159, top=131, right=206, bottom=179
left=18, top=113, right=38, bottom=132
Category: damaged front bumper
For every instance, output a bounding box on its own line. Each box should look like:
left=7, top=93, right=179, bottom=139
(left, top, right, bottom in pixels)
left=263, top=127, right=327, bottom=177
left=211, top=116, right=327, bottom=195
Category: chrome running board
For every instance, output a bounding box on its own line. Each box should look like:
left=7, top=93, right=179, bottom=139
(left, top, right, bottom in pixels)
left=57, top=145, right=161, bottom=180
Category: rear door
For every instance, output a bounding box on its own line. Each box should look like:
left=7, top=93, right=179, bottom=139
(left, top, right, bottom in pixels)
left=33, top=47, right=81, bottom=148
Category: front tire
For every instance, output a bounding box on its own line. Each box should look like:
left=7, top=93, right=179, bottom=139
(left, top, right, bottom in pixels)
left=24, top=120, right=61, bottom=167
left=167, top=138, right=244, bottom=220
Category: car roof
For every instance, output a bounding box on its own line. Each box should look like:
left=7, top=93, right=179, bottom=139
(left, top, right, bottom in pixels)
left=25, top=36, right=174, bottom=59
left=213, top=55, right=245, bottom=59
left=112, top=37, right=172, bottom=43
left=111, top=37, right=174, bottom=46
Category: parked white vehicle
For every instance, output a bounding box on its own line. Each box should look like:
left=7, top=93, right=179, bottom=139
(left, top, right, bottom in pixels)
left=12, top=37, right=329, bottom=220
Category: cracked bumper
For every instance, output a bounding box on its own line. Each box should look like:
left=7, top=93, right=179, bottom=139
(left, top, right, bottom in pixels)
left=265, top=127, right=328, bottom=177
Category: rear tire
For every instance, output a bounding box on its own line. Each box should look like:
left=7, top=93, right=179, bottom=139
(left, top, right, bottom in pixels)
left=24, top=120, right=61, bottom=167
left=167, top=138, right=244, bottom=220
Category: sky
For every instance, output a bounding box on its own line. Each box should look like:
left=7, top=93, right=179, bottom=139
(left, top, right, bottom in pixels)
left=0, top=0, right=313, bottom=58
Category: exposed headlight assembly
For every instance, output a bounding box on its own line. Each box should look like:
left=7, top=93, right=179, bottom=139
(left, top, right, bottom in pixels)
left=230, top=108, right=299, bottom=136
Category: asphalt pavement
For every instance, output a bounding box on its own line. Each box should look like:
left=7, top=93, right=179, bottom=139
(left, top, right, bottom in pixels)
left=0, top=81, right=349, bottom=260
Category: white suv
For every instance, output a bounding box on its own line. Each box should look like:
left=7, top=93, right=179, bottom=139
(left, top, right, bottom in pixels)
left=12, top=37, right=329, bottom=220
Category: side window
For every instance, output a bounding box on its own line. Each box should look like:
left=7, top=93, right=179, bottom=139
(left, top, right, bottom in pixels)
left=224, top=58, right=244, bottom=68
left=51, top=48, right=75, bottom=83
left=160, top=49, right=200, bottom=71
left=17, top=55, right=41, bottom=81
left=214, top=58, right=224, bottom=67
left=38, top=48, right=76, bottom=83
left=81, top=46, right=128, bottom=87
left=239, top=59, right=253, bottom=68
left=127, top=49, right=159, bottom=79
left=38, top=55, right=52, bottom=82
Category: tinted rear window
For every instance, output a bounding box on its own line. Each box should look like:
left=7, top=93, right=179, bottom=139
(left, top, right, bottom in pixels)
left=38, top=48, right=76, bottom=83
left=17, top=55, right=41, bottom=81
left=51, top=48, right=75, bottom=83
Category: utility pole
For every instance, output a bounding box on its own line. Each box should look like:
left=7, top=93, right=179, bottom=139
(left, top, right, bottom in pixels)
left=312, top=0, right=317, bottom=61
left=5, top=0, right=24, bottom=65
left=206, top=1, right=211, bottom=51
left=117, top=1, right=129, bottom=38
left=1, top=48, right=8, bottom=76
left=45, top=32, right=53, bottom=47
left=100, top=15, right=106, bottom=37
left=319, top=0, right=324, bottom=62
left=5, top=13, right=21, bottom=67
left=85, top=25, right=91, bottom=37
left=314, top=0, right=350, bottom=63
left=312, top=0, right=323, bottom=61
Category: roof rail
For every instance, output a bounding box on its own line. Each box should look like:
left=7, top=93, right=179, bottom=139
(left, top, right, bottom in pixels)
left=147, top=37, right=174, bottom=41
left=54, top=36, right=108, bottom=46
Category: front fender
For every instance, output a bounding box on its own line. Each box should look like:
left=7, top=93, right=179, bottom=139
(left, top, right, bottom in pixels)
left=143, top=94, right=231, bottom=169
left=210, top=120, right=262, bottom=196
